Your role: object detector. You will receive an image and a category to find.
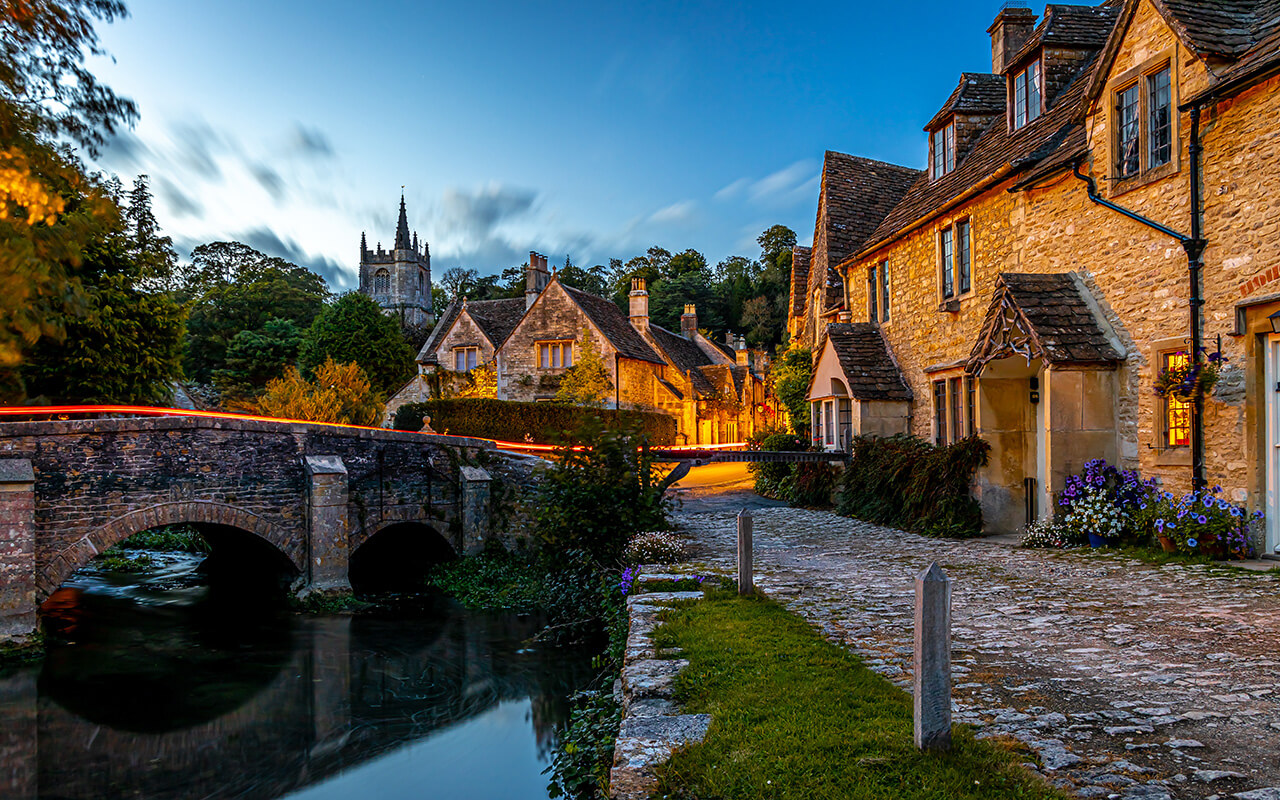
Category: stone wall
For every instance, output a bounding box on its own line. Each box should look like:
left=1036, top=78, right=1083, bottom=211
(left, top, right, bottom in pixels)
left=499, top=282, right=621, bottom=403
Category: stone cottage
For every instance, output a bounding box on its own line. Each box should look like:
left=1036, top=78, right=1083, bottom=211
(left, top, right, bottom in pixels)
left=389, top=255, right=773, bottom=444
left=790, top=0, right=1280, bottom=540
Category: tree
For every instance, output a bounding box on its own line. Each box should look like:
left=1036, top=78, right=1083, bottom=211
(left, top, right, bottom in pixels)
left=770, top=346, right=812, bottom=437
left=15, top=199, right=186, bottom=405
left=455, top=360, right=497, bottom=399
left=740, top=295, right=775, bottom=346
left=212, top=317, right=302, bottom=401
left=555, top=331, right=611, bottom=407
left=299, top=292, right=415, bottom=397
left=758, top=224, right=797, bottom=270
left=123, top=175, right=177, bottom=292
left=183, top=249, right=328, bottom=385
left=649, top=269, right=723, bottom=334
left=557, top=257, right=609, bottom=298
left=664, top=248, right=708, bottom=280
left=254, top=357, right=383, bottom=427
left=439, top=266, right=478, bottom=300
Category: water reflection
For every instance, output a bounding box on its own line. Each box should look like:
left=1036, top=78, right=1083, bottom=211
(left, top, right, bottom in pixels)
left=0, top=553, right=595, bottom=800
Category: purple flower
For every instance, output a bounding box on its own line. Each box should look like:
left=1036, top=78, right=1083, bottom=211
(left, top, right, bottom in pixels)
left=1213, top=485, right=1223, bottom=494
left=1197, top=515, right=1208, bottom=524
left=1202, top=495, right=1214, bottom=508
left=1155, top=519, right=1165, bottom=532
left=1186, top=538, right=1198, bottom=548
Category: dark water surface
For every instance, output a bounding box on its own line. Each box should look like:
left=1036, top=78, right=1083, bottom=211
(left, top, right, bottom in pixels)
left=0, top=552, right=596, bottom=800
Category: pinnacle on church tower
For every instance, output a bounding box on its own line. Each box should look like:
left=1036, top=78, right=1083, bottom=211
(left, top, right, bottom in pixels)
left=394, top=193, right=412, bottom=251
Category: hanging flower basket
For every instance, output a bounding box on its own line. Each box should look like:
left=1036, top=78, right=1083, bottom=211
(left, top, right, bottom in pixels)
left=1153, top=349, right=1223, bottom=401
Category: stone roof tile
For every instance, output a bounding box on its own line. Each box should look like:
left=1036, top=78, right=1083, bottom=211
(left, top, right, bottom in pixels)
left=823, top=323, right=913, bottom=401
left=564, top=286, right=666, bottom=364
left=925, top=73, right=1007, bottom=131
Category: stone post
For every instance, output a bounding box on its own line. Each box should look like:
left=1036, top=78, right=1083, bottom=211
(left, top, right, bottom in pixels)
left=0, top=460, right=36, bottom=642
left=459, top=466, right=492, bottom=555
left=737, top=509, right=753, bottom=595
left=302, top=456, right=351, bottom=594
left=914, top=562, right=952, bottom=752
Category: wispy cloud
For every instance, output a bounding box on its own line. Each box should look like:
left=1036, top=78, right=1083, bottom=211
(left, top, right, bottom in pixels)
left=714, top=159, right=820, bottom=208
left=649, top=200, right=696, bottom=225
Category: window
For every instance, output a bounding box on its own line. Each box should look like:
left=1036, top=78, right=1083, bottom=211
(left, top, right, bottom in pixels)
left=965, top=375, right=976, bottom=437
left=1147, top=67, right=1172, bottom=168
left=880, top=261, right=891, bottom=323
left=538, top=341, right=573, bottom=369
left=940, top=228, right=954, bottom=298
left=949, top=377, right=963, bottom=442
left=1117, top=83, right=1141, bottom=178
left=453, top=346, right=478, bottom=372
left=1114, top=60, right=1175, bottom=182
left=418, top=269, right=425, bottom=294
left=933, top=381, right=948, bottom=446
left=939, top=221, right=972, bottom=301
left=373, top=268, right=390, bottom=295
left=1012, top=60, right=1042, bottom=129
left=934, top=376, right=975, bottom=445
left=1161, top=351, right=1191, bottom=448
left=931, top=121, right=955, bottom=179
left=867, top=266, right=878, bottom=323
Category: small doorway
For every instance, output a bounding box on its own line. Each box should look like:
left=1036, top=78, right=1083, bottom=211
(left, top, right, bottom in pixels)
left=975, top=356, right=1046, bottom=531
left=1265, top=335, right=1280, bottom=554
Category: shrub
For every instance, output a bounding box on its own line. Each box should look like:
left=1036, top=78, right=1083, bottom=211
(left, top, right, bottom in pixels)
left=534, top=418, right=671, bottom=569
left=749, top=430, right=807, bottom=499
left=254, top=357, right=383, bottom=426
left=392, top=398, right=676, bottom=445
left=783, top=461, right=839, bottom=508
left=1019, top=518, right=1082, bottom=549
left=836, top=434, right=990, bottom=537
left=624, top=530, right=687, bottom=565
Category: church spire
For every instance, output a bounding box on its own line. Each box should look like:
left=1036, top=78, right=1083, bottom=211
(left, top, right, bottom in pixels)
left=394, top=192, right=411, bottom=251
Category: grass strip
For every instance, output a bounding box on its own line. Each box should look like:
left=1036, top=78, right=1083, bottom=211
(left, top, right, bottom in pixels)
left=653, top=591, right=1067, bottom=800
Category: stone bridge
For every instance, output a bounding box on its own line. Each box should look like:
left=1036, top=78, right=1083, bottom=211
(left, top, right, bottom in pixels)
left=0, top=415, right=520, bottom=640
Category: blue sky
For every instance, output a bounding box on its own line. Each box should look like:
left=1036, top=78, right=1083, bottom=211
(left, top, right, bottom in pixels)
left=89, top=1, right=1043, bottom=290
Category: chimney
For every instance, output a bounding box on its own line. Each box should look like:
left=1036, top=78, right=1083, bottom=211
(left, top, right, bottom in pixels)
left=988, top=5, right=1036, bottom=74
left=526, top=251, right=550, bottom=310
left=629, top=277, right=649, bottom=332
left=734, top=334, right=749, bottom=367
left=680, top=303, right=698, bottom=339
left=837, top=310, right=852, bottom=323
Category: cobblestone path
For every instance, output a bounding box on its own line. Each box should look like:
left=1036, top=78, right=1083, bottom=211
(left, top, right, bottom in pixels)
left=677, top=506, right=1280, bottom=800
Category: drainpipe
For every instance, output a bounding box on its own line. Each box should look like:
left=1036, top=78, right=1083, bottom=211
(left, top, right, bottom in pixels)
left=1070, top=154, right=1207, bottom=490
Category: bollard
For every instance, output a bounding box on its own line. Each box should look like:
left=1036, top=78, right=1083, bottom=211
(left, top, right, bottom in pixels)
left=913, top=561, right=952, bottom=752
left=737, top=509, right=753, bottom=595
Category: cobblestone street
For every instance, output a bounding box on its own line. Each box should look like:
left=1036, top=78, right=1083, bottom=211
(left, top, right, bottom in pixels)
left=676, top=504, right=1280, bottom=800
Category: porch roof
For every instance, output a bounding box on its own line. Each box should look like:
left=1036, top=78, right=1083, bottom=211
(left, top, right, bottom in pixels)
left=819, top=323, right=913, bottom=401
left=968, top=273, right=1123, bottom=371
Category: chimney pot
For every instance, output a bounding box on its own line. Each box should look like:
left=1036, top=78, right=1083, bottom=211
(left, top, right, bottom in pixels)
left=629, top=276, right=650, bottom=331
left=680, top=304, right=698, bottom=339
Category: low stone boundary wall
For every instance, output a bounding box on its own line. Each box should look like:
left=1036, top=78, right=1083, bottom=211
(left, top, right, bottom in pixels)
left=609, top=575, right=711, bottom=800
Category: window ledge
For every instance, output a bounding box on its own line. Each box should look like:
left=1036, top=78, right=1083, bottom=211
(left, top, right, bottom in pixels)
left=1111, top=162, right=1179, bottom=197
left=938, top=299, right=961, bottom=314
left=1155, top=446, right=1191, bottom=466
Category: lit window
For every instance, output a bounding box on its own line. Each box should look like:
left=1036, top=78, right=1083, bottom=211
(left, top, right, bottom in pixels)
left=1013, top=60, right=1042, bottom=129
left=373, top=268, right=390, bottom=295
left=538, top=341, right=573, bottom=369
left=931, top=121, right=955, bottom=179
left=1162, top=351, right=1191, bottom=448
left=454, top=346, right=479, bottom=372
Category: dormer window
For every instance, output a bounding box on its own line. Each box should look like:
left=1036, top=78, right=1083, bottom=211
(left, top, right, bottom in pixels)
left=930, top=121, right=955, bottom=179
left=1012, top=60, right=1042, bottom=129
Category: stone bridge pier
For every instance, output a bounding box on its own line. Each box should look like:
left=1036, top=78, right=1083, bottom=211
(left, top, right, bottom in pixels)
left=0, top=416, right=528, bottom=642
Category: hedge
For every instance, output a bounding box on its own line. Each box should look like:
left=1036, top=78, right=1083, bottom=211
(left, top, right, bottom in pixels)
left=835, top=434, right=990, bottom=538
left=393, top=399, right=677, bottom=445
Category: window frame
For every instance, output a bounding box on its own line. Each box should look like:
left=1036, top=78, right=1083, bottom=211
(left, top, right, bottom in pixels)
left=453, top=346, right=479, bottom=372
left=537, top=340, right=574, bottom=370
left=880, top=261, right=890, bottom=323
left=1109, top=53, right=1179, bottom=192
left=930, top=120, right=955, bottom=180
left=373, top=268, right=390, bottom=296
left=937, top=219, right=974, bottom=304
left=932, top=373, right=976, bottom=445
left=1159, top=349, right=1191, bottom=451
left=867, top=265, right=878, bottom=323
left=1011, top=58, right=1043, bottom=130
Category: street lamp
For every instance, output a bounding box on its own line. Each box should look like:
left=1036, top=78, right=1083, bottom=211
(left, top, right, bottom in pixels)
left=1269, top=309, right=1280, bottom=334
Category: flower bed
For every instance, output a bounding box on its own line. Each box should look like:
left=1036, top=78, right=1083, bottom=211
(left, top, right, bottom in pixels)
left=1021, top=458, right=1260, bottom=560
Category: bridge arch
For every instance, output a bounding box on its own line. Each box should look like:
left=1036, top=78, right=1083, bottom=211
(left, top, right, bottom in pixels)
left=349, top=516, right=457, bottom=594
left=38, top=501, right=302, bottom=599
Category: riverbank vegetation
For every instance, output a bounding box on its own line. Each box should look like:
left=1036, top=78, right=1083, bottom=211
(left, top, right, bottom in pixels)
left=654, top=591, right=1065, bottom=800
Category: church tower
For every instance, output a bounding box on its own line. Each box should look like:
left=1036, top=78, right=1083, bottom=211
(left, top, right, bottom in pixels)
left=358, top=194, right=433, bottom=326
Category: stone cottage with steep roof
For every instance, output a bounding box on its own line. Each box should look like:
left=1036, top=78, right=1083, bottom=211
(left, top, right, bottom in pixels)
left=390, top=256, right=773, bottom=444
left=792, top=0, right=1280, bottom=541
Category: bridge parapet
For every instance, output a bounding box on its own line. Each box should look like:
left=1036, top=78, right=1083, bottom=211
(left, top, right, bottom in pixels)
left=0, top=415, right=510, bottom=641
